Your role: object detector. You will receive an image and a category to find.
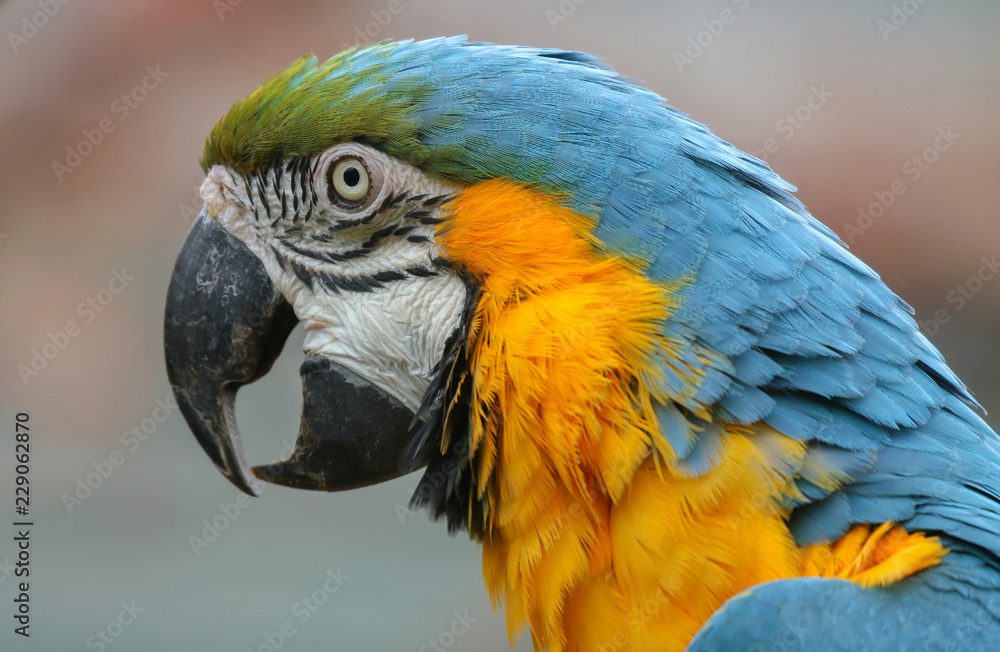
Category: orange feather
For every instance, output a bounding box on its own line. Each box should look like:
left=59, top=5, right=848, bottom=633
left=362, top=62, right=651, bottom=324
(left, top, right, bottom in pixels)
left=440, top=180, right=947, bottom=651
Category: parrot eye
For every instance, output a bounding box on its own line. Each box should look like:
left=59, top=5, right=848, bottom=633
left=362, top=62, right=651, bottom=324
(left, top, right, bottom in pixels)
left=326, top=156, right=371, bottom=207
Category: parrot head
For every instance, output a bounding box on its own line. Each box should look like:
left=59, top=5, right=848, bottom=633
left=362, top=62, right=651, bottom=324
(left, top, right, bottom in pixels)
left=165, top=37, right=686, bottom=504
left=165, top=38, right=533, bottom=498
left=165, top=58, right=467, bottom=496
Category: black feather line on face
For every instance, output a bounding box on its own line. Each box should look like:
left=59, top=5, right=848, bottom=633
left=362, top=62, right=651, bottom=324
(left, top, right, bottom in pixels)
left=244, top=174, right=255, bottom=207
left=404, top=281, right=482, bottom=534
left=423, top=194, right=452, bottom=207
left=256, top=171, right=270, bottom=216
left=270, top=242, right=440, bottom=296
left=271, top=244, right=287, bottom=270
left=405, top=266, right=437, bottom=278
left=278, top=219, right=429, bottom=267
left=328, top=191, right=412, bottom=232
left=278, top=238, right=368, bottom=264
left=289, top=259, right=313, bottom=289
left=272, top=165, right=283, bottom=215
left=298, top=158, right=310, bottom=212
left=240, top=156, right=329, bottom=229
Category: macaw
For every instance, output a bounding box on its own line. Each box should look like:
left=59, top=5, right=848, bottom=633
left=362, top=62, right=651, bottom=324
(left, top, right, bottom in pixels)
left=163, top=37, right=1000, bottom=651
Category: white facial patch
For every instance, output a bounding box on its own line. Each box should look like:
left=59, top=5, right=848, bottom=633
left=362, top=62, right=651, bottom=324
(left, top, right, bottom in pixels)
left=200, top=144, right=468, bottom=412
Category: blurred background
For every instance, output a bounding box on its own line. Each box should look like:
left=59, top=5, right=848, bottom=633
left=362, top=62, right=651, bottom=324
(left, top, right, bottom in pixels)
left=1, top=0, right=998, bottom=649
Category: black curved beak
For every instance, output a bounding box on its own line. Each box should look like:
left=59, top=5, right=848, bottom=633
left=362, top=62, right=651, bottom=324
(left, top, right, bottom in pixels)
left=164, top=210, right=416, bottom=496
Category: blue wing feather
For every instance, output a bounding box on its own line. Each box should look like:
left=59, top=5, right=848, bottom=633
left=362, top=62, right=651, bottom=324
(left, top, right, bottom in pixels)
left=688, top=546, right=1000, bottom=651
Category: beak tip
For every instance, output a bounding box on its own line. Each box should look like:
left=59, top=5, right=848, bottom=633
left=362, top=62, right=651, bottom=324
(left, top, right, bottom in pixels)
left=249, top=463, right=275, bottom=483
left=250, top=461, right=317, bottom=491
left=234, top=472, right=263, bottom=497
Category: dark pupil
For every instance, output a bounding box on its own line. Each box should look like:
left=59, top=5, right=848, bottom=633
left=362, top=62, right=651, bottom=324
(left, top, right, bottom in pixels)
left=343, top=166, right=360, bottom=187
